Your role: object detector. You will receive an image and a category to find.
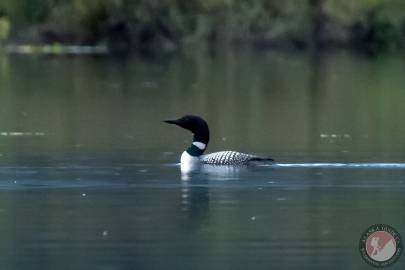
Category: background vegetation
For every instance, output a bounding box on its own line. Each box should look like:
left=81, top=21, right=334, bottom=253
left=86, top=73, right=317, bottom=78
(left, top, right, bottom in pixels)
left=1, top=0, right=405, bottom=53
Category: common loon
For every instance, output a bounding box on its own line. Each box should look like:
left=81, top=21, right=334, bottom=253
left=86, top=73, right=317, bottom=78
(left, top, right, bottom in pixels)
left=164, top=115, right=274, bottom=169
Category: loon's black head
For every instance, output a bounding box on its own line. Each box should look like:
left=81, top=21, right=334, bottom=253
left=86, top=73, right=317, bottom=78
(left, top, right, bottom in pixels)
left=164, top=115, right=210, bottom=145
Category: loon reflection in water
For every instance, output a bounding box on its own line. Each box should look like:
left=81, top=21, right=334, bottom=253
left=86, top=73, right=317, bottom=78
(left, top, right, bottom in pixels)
left=164, top=115, right=274, bottom=174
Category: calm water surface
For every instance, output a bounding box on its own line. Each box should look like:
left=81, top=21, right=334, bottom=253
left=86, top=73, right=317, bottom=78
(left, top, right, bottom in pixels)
left=0, top=50, right=404, bottom=269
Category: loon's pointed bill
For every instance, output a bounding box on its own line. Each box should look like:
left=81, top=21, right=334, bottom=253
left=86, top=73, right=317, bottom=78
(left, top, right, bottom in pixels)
left=163, top=119, right=180, bottom=125
left=164, top=114, right=274, bottom=167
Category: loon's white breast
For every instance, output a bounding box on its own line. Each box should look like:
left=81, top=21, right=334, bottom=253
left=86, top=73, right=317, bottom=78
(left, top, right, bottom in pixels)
left=179, top=142, right=204, bottom=173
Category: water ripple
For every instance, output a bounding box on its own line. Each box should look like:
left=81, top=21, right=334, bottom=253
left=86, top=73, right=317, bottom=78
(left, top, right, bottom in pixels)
left=268, top=163, right=405, bottom=169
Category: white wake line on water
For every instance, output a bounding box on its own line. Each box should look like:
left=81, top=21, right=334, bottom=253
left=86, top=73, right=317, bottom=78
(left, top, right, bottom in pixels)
left=267, top=163, right=405, bottom=169
left=0, top=131, right=46, bottom=137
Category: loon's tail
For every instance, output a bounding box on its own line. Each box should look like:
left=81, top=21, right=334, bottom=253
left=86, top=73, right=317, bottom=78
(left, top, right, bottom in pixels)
left=249, top=156, right=275, bottom=163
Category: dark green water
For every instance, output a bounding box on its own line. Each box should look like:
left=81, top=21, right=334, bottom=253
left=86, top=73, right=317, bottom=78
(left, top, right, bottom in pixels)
left=0, top=49, right=404, bottom=270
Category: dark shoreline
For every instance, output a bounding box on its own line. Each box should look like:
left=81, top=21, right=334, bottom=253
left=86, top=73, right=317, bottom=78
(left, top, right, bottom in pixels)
left=1, top=1, right=405, bottom=55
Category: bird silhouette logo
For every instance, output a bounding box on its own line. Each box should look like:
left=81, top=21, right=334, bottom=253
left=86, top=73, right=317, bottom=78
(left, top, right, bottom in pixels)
left=359, top=224, right=402, bottom=267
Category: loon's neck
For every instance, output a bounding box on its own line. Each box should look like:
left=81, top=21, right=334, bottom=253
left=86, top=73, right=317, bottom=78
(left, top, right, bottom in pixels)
left=181, top=141, right=206, bottom=171
left=186, top=141, right=207, bottom=157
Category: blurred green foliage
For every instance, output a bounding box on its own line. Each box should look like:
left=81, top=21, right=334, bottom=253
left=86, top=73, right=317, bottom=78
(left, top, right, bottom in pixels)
left=1, top=0, right=405, bottom=52
left=0, top=17, right=10, bottom=43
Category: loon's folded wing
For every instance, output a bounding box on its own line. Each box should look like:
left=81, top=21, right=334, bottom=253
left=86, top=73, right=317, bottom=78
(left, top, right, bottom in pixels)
left=201, top=151, right=274, bottom=165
